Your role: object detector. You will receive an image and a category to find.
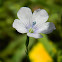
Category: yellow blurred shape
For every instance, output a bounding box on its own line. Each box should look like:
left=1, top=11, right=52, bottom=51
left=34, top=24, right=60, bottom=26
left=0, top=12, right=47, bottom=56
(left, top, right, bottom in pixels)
left=29, top=42, right=53, bottom=62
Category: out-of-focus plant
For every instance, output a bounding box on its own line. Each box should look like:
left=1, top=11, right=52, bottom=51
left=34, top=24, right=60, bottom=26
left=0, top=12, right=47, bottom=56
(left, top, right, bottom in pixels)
left=29, top=42, right=53, bottom=62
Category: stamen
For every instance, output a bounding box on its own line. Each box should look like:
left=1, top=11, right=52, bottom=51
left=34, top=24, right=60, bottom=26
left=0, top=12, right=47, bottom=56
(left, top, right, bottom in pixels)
left=33, top=21, right=36, bottom=25
left=29, top=28, right=34, bottom=33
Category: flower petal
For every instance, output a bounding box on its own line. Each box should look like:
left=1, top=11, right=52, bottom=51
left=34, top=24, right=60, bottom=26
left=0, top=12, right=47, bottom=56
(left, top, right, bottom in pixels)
left=33, top=9, right=49, bottom=26
left=27, top=33, right=43, bottom=38
left=12, top=19, right=28, bottom=33
left=17, top=7, right=32, bottom=27
left=35, top=22, right=56, bottom=34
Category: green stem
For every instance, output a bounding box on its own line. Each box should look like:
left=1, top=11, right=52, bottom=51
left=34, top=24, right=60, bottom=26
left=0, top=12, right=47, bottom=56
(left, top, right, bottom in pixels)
left=25, top=36, right=29, bottom=62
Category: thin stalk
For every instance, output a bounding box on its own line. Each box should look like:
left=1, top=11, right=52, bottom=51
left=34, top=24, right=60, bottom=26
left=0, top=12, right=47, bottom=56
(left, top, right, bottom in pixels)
left=25, top=36, right=29, bottom=62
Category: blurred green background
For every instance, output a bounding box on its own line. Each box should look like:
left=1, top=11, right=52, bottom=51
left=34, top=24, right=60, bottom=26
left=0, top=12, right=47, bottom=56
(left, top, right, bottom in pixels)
left=0, top=0, right=62, bottom=62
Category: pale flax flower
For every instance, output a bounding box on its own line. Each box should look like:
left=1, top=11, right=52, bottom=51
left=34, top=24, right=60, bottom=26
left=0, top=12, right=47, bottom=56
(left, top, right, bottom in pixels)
left=12, top=7, right=56, bottom=38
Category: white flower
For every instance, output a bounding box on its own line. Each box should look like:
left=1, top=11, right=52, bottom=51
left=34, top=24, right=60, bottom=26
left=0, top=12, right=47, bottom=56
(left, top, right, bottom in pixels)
left=12, top=7, right=56, bottom=38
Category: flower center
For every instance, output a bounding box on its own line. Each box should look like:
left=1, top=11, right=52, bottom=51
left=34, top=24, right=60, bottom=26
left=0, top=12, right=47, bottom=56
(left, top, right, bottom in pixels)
left=28, top=21, right=36, bottom=33
left=29, top=28, right=34, bottom=33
